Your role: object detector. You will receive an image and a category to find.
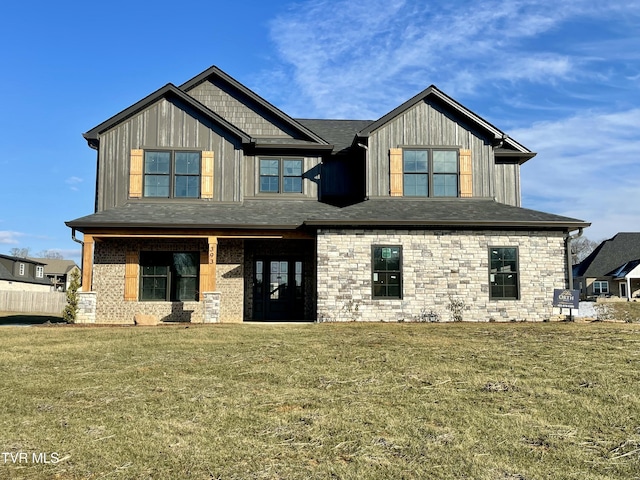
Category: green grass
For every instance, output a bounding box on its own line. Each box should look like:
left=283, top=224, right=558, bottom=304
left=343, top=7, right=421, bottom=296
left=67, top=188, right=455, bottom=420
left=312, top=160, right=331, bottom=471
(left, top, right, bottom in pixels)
left=0, top=323, right=639, bottom=479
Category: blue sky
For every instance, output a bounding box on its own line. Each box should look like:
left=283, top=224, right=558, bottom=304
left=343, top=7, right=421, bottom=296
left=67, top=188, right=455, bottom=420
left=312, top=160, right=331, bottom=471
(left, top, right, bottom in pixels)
left=1, top=0, right=639, bottom=262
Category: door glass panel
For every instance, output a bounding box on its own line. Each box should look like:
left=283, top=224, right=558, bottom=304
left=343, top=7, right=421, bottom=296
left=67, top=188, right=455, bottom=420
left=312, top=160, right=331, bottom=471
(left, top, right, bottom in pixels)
left=295, top=261, right=303, bottom=299
left=270, top=261, right=287, bottom=300
left=254, top=261, right=263, bottom=316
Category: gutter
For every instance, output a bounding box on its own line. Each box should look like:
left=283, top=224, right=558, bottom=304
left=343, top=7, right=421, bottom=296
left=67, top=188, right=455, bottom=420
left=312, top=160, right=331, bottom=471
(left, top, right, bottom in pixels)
left=304, top=219, right=591, bottom=229
left=71, top=228, right=84, bottom=286
left=357, top=142, right=369, bottom=199
left=566, top=227, right=584, bottom=290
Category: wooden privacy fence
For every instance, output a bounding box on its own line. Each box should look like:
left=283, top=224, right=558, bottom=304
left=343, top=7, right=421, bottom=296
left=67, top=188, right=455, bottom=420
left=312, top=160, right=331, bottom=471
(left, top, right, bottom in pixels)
left=0, top=291, right=66, bottom=315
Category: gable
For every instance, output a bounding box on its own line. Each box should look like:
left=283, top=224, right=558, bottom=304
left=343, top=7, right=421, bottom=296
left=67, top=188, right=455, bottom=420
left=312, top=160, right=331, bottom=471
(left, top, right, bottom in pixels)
left=29, top=258, right=79, bottom=275
left=359, top=85, right=533, bottom=161
left=356, top=85, right=536, bottom=205
left=83, top=84, right=251, bottom=147
left=576, top=233, right=640, bottom=277
left=186, top=79, right=293, bottom=138
left=99, top=96, right=244, bottom=150
left=181, top=66, right=328, bottom=146
left=92, top=93, right=247, bottom=211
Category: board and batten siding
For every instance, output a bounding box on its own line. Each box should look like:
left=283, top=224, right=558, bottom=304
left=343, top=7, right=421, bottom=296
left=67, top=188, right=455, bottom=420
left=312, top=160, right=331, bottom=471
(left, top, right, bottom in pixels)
left=186, top=80, right=294, bottom=138
left=96, top=97, right=243, bottom=211
left=494, top=163, right=521, bottom=207
left=366, top=99, right=519, bottom=206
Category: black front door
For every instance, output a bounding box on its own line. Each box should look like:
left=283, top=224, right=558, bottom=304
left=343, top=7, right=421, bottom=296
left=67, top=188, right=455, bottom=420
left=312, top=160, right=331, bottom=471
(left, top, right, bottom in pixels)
left=253, top=258, right=304, bottom=321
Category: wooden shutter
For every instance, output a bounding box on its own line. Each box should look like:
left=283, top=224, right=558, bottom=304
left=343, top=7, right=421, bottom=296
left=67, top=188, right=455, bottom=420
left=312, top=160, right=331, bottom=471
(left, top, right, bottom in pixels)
left=389, top=148, right=403, bottom=197
left=129, top=149, right=143, bottom=198
left=459, top=149, right=473, bottom=198
left=124, top=251, right=139, bottom=301
left=201, top=151, right=214, bottom=199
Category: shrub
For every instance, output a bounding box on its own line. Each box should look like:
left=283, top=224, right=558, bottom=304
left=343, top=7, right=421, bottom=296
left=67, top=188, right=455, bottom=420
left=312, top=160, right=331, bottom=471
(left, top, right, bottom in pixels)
left=62, top=269, right=80, bottom=323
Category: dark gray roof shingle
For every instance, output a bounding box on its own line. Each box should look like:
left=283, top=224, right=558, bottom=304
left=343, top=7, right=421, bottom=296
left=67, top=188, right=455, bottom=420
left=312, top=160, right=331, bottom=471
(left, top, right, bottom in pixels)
left=295, top=119, right=373, bottom=153
left=66, top=198, right=588, bottom=231
left=575, top=233, right=640, bottom=277
left=0, top=255, right=51, bottom=286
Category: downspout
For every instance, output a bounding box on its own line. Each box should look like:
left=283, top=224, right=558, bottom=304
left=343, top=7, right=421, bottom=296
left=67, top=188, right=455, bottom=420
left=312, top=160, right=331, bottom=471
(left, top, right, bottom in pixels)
left=71, top=228, right=84, bottom=284
left=357, top=142, right=369, bottom=200
left=566, top=227, right=584, bottom=290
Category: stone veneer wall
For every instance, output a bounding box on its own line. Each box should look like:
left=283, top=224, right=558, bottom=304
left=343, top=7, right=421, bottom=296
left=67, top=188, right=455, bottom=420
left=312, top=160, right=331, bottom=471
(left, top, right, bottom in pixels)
left=317, top=229, right=567, bottom=323
left=76, top=291, right=97, bottom=323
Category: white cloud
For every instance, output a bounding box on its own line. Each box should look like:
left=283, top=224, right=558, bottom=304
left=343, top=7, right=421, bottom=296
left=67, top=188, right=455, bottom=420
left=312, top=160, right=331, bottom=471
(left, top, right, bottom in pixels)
left=261, top=0, right=640, bottom=240
left=515, top=108, right=640, bottom=239
left=65, top=176, right=84, bottom=191
left=37, top=248, right=82, bottom=261
left=265, top=0, right=640, bottom=117
left=0, top=231, right=25, bottom=245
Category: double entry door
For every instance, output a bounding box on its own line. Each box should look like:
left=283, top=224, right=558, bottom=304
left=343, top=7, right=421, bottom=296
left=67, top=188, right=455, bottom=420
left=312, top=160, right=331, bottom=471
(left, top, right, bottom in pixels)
left=253, top=258, right=304, bottom=321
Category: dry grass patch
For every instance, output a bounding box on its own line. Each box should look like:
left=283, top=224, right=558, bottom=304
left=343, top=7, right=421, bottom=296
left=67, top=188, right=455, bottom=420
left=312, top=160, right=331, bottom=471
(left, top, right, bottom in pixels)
left=0, top=322, right=639, bottom=479
left=601, top=302, right=640, bottom=323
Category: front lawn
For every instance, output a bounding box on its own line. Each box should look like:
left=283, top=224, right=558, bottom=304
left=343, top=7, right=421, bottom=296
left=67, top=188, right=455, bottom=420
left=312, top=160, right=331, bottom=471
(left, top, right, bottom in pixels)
left=0, top=322, right=639, bottom=479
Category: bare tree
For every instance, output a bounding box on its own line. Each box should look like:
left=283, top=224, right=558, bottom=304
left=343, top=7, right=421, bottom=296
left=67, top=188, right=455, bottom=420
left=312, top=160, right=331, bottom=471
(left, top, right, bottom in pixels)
left=36, top=249, right=64, bottom=259
left=9, top=247, right=31, bottom=258
left=571, top=237, right=599, bottom=265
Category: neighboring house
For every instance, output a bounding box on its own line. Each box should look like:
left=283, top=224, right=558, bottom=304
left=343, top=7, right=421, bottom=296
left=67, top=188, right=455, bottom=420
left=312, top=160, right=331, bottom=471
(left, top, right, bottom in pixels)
left=29, top=258, right=80, bottom=292
left=573, top=233, right=640, bottom=300
left=0, top=254, right=52, bottom=292
left=66, top=65, right=589, bottom=324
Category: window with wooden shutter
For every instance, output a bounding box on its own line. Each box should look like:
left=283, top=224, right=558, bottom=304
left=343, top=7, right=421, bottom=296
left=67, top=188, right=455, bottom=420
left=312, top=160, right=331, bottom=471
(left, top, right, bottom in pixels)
left=459, top=149, right=473, bottom=197
left=124, top=251, right=139, bottom=301
left=389, top=148, right=403, bottom=196
left=391, top=147, right=471, bottom=198
left=201, top=151, right=214, bottom=199
left=129, top=149, right=144, bottom=198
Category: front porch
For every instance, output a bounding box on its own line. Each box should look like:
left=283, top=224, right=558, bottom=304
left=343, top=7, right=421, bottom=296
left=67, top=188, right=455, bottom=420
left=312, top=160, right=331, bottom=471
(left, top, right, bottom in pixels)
left=77, top=232, right=316, bottom=324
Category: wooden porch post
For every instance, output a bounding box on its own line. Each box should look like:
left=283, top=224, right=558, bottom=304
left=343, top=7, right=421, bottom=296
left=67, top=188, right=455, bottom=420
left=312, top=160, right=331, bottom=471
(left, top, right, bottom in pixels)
left=199, top=236, right=218, bottom=300
left=82, top=234, right=94, bottom=292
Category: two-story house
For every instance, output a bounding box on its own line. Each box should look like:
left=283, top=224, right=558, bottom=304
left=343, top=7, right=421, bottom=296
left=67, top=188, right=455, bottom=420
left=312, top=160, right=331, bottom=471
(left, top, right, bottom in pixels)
left=66, top=66, right=589, bottom=324
left=0, top=254, right=51, bottom=292
left=29, top=258, right=81, bottom=292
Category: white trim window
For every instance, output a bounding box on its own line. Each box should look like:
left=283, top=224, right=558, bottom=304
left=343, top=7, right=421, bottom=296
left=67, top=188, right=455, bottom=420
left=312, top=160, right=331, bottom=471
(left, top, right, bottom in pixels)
left=36, top=266, right=44, bottom=278
left=18, top=263, right=25, bottom=276
left=593, top=281, right=609, bottom=295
